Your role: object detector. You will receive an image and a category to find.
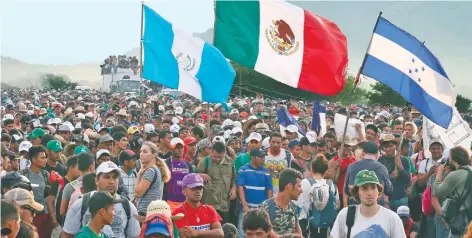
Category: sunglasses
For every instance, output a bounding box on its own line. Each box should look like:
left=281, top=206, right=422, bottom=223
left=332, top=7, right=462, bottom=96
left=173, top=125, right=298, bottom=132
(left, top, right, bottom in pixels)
left=21, top=206, right=36, bottom=215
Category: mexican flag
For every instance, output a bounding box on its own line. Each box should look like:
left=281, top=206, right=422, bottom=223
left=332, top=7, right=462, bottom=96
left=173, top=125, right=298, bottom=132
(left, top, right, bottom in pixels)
left=214, top=0, right=348, bottom=96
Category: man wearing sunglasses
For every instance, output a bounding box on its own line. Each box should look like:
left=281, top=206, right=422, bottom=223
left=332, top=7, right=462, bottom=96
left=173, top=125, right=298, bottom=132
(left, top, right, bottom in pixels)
left=4, top=188, right=44, bottom=227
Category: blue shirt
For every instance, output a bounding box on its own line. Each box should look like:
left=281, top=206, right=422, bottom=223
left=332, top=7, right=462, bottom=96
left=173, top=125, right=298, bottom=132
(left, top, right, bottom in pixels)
left=344, top=159, right=394, bottom=197
left=236, top=164, right=273, bottom=208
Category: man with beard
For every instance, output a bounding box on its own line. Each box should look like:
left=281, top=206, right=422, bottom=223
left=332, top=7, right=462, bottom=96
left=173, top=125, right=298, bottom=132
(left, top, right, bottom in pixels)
left=172, top=173, right=224, bottom=238
left=264, top=132, right=292, bottom=195
left=330, top=170, right=405, bottom=238
left=62, top=161, right=140, bottom=238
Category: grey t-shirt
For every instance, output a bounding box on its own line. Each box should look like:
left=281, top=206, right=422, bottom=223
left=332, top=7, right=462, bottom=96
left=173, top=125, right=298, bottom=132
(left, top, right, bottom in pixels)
left=22, top=169, right=50, bottom=213
left=136, top=167, right=163, bottom=213
left=62, top=192, right=140, bottom=238
left=62, top=176, right=83, bottom=201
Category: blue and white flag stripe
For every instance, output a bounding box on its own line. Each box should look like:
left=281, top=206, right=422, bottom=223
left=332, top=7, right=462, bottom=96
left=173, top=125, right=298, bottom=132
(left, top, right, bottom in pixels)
left=142, top=5, right=236, bottom=103
left=362, top=17, right=455, bottom=128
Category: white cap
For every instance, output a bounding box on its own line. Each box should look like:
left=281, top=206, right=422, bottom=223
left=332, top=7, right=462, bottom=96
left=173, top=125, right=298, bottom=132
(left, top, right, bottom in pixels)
left=245, top=132, right=262, bottom=143
left=222, top=119, right=234, bottom=128
left=170, top=124, right=180, bottom=133
left=144, top=123, right=155, bottom=133
left=170, top=137, right=184, bottom=148
left=158, top=105, right=165, bottom=111
left=230, top=109, right=239, bottom=115
left=85, top=112, right=94, bottom=118
left=83, top=134, right=90, bottom=143
left=63, top=121, right=75, bottom=132
left=96, top=161, right=120, bottom=175
left=76, top=113, right=85, bottom=120
left=285, top=125, right=298, bottom=133
left=175, top=107, right=183, bottom=115
left=397, top=205, right=410, bottom=217
left=32, top=120, right=41, bottom=128
left=306, top=131, right=318, bottom=143
left=212, top=136, right=225, bottom=143
left=75, top=122, right=82, bottom=129
left=233, top=121, right=242, bottom=128
left=96, top=149, right=111, bottom=159
left=231, top=127, right=243, bottom=135
left=128, top=101, right=138, bottom=107
left=2, top=114, right=14, bottom=121
left=19, top=141, right=33, bottom=152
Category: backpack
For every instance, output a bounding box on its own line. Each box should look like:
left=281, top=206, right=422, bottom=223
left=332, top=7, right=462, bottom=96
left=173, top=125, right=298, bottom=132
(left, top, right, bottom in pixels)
left=266, top=197, right=298, bottom=225
left=21, top=168, right=51, bottom=196
left=80, top=192, right=131, bottom=233
left=422, top=184, right=434, bottom=216
left=346, top=205, right=357, bottom=238
left=68, top=180, right=83, bottom=208
left=307, top=179, right=337, bottom=228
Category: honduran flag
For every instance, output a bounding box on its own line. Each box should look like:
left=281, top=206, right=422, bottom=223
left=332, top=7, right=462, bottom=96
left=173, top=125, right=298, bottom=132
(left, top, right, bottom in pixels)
left=142, top=5, right=236, bottom=103
left=214, top=0, right=348, bottom=96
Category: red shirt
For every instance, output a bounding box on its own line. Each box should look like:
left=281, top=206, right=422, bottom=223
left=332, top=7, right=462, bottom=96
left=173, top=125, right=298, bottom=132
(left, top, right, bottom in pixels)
left=332, top=155, right=356, bottom=196
left=173, top=202, right=221, bottom=231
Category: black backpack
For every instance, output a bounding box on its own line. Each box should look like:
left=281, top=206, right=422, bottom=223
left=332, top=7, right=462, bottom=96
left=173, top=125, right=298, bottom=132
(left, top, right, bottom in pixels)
left=346, top=205, right=357, bottom=238
left=80, top=192, right=131, bottom=232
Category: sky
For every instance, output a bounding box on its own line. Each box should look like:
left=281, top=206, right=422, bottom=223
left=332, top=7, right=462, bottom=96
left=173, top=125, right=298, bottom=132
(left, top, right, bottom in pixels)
left=2, top=0, right=472, bottom=93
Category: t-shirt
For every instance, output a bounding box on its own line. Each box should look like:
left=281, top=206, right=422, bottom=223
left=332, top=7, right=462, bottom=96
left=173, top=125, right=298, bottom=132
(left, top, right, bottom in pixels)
left=332, top=155, right=357, bottom=196
left=159, top=150, right=172, bottom=160
left=75, top=226, right=109, bottom=238
left=330, top=205, right=406, bottom=238
left=51, top=177, right=71, bottom=225
left=44, top=162, right=67, bottom=177
left=259, top=199, right=299, bottom=235
left=418, top=158, right=439, bottom=174
left=234, top=153, right=250, bottom=172
left=236, top=164, right=273, bottom=209
left=264, top=149, right=289, bottom=195
left=62, top=193, right=140, bottom=238
left=165, top=158, right=194, bottom=202
left=137, top=167, right=163, bottom=213
left=22, top=168, right=50, bottom=214
left=173, top=202, right=222, bottom=231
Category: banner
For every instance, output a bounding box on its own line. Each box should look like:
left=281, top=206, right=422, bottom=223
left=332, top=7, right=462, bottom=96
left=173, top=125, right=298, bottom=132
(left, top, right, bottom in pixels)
left=422, top=107, right=472, bottom=158
left=334, top=113, right=365, bottom=142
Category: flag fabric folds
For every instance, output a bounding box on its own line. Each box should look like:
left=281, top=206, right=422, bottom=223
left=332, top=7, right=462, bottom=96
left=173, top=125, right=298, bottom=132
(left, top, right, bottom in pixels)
left=361, top=17, right=455, bottom=128
left=311, top=101, right=326, bottom=136
left=214, top=0, right=348, bottom=96
left=142, top=5, right=236, bottom=103
left=277, top=106, right=305, bottom=135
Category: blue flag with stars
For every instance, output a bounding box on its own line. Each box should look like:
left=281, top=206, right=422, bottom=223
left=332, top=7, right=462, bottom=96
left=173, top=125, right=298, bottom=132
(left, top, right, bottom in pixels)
left=361, top=16, right=455, bottom=128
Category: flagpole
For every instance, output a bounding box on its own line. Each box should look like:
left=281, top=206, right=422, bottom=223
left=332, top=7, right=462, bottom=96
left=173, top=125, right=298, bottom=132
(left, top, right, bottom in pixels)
left=337, top=11, right=383, bottom=160
left=140, top=2, right=146, bottom=137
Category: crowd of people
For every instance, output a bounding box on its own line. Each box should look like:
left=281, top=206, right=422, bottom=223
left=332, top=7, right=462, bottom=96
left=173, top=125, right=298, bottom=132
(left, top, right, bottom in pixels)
left=101, top=55, right=139, bottom=75
left=1, top=88, right=472, bottom=238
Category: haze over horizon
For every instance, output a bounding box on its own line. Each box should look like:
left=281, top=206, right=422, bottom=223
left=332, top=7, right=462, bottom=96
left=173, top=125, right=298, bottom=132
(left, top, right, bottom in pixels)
left=2, top=1, right=472, bottom=93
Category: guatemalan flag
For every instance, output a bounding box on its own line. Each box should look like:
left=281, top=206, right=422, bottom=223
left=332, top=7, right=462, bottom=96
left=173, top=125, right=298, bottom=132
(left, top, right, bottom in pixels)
left=361, top=17, right=455, bottom=129
left=142, top=5, right=236, bottom=103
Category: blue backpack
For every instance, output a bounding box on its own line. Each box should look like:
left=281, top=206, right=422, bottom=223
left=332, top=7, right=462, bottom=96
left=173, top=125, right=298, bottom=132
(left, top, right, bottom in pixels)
left=307, top=178, right=337, bottom=228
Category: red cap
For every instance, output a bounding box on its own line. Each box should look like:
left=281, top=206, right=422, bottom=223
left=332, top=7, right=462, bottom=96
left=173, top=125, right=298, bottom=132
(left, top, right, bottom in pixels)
left=184, top=136, right=197, bottom=145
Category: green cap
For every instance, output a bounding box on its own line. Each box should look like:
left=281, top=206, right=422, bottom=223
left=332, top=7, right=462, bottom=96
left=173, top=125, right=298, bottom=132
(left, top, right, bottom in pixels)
left=46, top=140, right=63, bottom=152
left=74, top=145, right=89, bottom=155
left=354, top=170, right=380, bottom=187
left=27, top=128, right=45, bottom=139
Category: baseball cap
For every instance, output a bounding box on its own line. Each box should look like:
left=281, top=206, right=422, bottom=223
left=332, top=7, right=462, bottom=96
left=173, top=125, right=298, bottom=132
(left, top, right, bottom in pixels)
left=231, top=127, right=243, bottom=135
left=88, top=191, right=125, bottom=214
left=182, top=173, right=205, bottom=189
left=170, top=137, right=184, bottom=149
left=183, top=136, right=197, bottom=145
left=397, top=205, right=410, bottom=218
left=46, top=140, right=63, bottom=152
left=96, top=149, right=111, bottom=159
left=212, top=136, right=225, bottom=143
left=127, top=126, right=140, bottom=135
left=144, top=123, right=155, bottom=133
left=27, top=128, right=45, bottom=139
left=245, top=132, right=262, bottom=143
left=4, top=188, right=44, bottom=212
left=118, top=149, right=137, bottom=161
left=429, top=139, right=444, bottom=147
left=19, top=141, right=33, bottom=152
left=99, top=135, right=114, bottom=144
left=144, top=217, right=171, bottom=236
left=146, top=200, right=184, bottom=220
left=74, top=145, right=90, bottom=155
left=211, top=125, right=224, bottom=135
left=361, top=141, right=379, bottom=154
left=58, top=124, right=72, bottom=132
left=96, top=161, right=120, bottom=175
left=1, top=172, right=23, bottom=188
left=299, top=136, right=316, bottom=146
left=11, top=134, right=24, bottom=144
left=230, top=109, right=239, bottom=115
left=354, top=170, right=380, bottom=187
left=285, top=125, right=298, bottom=133
left=112, top=132, right=127, bottom=141
left=250, top=148, right=266, bottom=158
left=288, top=140, right=300, bottom=149
left=169, top=124, right=180, bottom=133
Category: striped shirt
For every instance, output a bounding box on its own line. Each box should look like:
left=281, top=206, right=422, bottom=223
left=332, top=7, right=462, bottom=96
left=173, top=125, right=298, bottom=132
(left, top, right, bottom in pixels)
left=137, top=167, right=163, bottom=214
left=119, top=168, right=137, bottom=201
left=236, top=164, right=273, bottom=208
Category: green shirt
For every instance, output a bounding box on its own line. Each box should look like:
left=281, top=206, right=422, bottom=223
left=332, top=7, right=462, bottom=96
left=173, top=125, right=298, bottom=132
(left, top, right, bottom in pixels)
left=234, top=153, right=250, bottom=172
left=75, top=226, right=109, bottom=238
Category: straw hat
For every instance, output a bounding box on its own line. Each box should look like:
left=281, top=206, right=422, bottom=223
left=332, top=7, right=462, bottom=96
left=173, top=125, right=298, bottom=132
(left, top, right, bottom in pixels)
left=38, top=108, right=48, bottom=116
left=18, top=104, right=27, bottom=113
left=74, top=106, right=86, bottom=113
left=116, top=109, right=128, bottom=117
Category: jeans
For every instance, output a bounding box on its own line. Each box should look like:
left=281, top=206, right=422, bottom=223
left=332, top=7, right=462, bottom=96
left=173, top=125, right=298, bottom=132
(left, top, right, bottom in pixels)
left=238, top=211, right=246, bottom=238
left=435, top=214, right=450, bottom=238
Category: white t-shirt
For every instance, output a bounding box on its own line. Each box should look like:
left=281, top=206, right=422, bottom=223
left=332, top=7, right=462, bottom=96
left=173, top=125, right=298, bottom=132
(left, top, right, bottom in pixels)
left=264, top=149, right=289, bottom=195
left=418, top=158, right=439, bottom=174
left=296, top=178, right=339, bottom=220
left=330, top=205, right=406, bottom=238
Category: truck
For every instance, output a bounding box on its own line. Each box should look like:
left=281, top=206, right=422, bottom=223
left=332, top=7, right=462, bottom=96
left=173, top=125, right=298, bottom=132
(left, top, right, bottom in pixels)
left=101, top=68, right=141, bottom=94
